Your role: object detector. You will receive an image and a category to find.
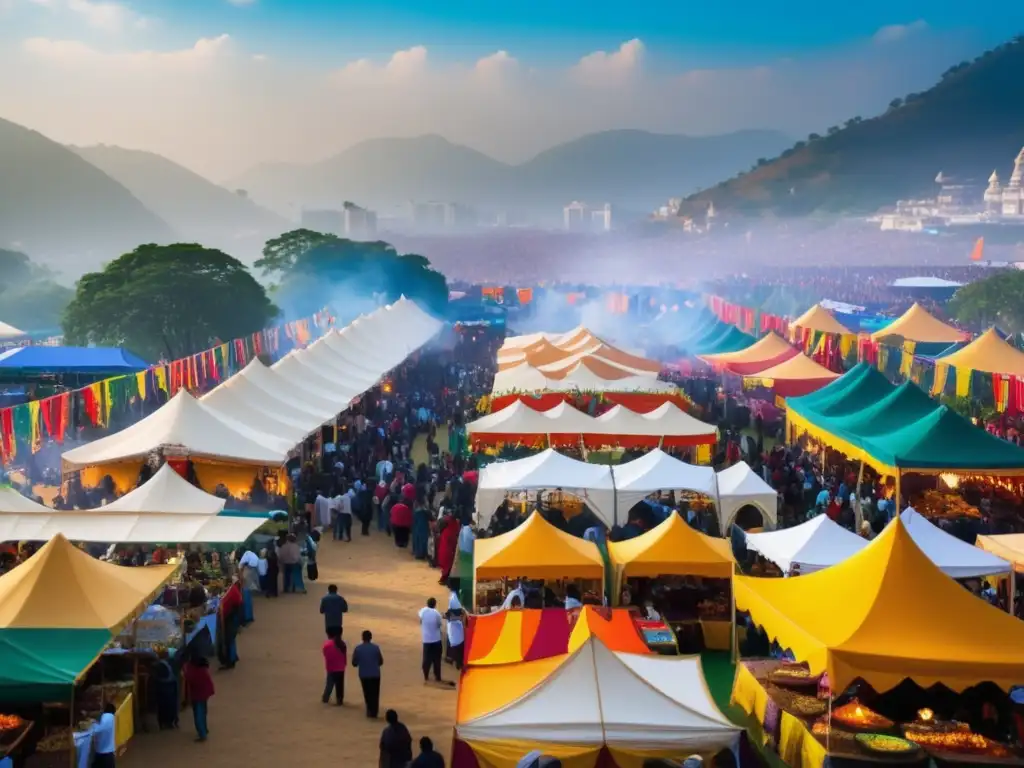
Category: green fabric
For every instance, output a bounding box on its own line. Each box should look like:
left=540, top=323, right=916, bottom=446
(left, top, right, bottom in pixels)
left=788, top=363, right=895, bottom=419
left=0, top=628, right=110, bottom=701
left=816, top=381, right=939, bottom=437
left=693, top=325, right=756, bottom=355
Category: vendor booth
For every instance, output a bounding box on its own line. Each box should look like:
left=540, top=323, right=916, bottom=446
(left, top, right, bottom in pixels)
left=701, top=332, right=798, bottom=375
left=741, top=354, right=840, bottom=398
left=715, top=462, right=778, bottom=533
left=743, top=515, right=866, bottom=575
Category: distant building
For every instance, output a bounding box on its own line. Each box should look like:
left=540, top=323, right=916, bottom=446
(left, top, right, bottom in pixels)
left=984, top=149, right=1024, bottom=217
left=410, top=202, right=477, bottom=231
left=563, top=201, right=612, bottom=232
left=343, top=202, right=378, bottom=239
left=652, top=198, right=683, bottom=219
left=300, top=209, right=344, bottom=236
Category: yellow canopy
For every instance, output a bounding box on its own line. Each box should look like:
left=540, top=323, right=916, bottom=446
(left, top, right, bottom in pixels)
left=977, top=534, right=1024, bottom=574
left=609, top=514, right=735, bottom=579
left=700, top=332, right=792, bottom=365
left=870, top=303, right=966, bottom=344
left=474, top=512, right=605, bottom=581
left=0, top=534, right=177, bottom=631
left=734, top=518, right=1024, bottom=692
left=939, top=328, right=1024, bottom=376
left=744, top=354, right=839, bottom=385
left=790, top=304, right=851, bottom=335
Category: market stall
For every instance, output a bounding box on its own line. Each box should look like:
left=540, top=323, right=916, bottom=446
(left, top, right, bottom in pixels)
left=743, top=515, right=867, bottom=575
left=788, top=304, right=852, bottom=339
left=732, top=518, right=1024, bottom=768
left=741, top=353, right=840, bottom=398
left=700, top=332, right=798, bottom=375
left=715, top=461, right=778, bottom=533
left=609, top=515, right=736, bottom=652
left=869, top=302, right=968, bottom=346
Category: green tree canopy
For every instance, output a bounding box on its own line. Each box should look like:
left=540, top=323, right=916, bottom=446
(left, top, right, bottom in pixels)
left=268, top=231, right=449, bottom=320
left=256, top=229, right=341, bottom=278
left=948, top=270, right=1024, bottom=333
left=62, top=243, right=278, bottom=360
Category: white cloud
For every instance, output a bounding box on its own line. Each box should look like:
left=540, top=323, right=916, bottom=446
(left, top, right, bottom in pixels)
left=333, top=45, right=428, bottom=82
left=573, top=38, right=644, bottom=80
left=22, top=33, right=231, bottom=68
left=874, top=20, right=928, bottom=44
left=474, top=50, right=518, bottom=80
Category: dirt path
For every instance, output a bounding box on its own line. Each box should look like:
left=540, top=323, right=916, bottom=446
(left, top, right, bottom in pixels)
left=123, top=530, right=458, bottom=766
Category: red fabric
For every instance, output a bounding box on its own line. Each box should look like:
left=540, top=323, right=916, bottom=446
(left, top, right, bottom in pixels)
left=390, top=502, right=412, bottom=528
left=183, top=661, right=215, bottom=702
left=722, top=347, right=799, bottom=376
left=0, top=408, right=12, bottom=462
left=322, top=639, right=348, bottom=672
left=401, top=482, right=415, bottom=502
left=437, top=516, right=459, bottom=580
left=826, top=499, right=841, bottom=521
left=82, top=387, right=100, bottom=426
left=220, top=582, right=243, bottom=616
left=168, top=459, right=189, bottom=479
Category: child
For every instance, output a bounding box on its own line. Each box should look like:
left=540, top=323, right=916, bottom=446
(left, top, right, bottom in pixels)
left=257, top=549, right=269, bottom=593
left=322, top=629, right=347, bottom=705
left=183, top=655, right=215, bottom=742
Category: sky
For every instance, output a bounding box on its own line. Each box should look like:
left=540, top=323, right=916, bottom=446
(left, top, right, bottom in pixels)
left=0, top=0, right=1019, bottom=180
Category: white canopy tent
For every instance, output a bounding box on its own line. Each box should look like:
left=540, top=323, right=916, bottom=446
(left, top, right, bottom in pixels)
left=612, top=450, right=717, bottom=516
left=467, top=401, right=597, bottom=439
left=309, top=332, right=392, bottom=379
left=225, top=361, right=338, bottom=423
left=100, top=463, right=226, bottom=515
left=715, top=462, right=779, bottom=532
left=0, top=486, right=54, bottom=513
left=62, top=390, right=289, bottom=469
left=200, top=372, right=317, bottom=443
left=595, top=403, right=717, bottom=444
left=900, top=507, right=1010, bottom=578
left=475, top=449, right=615, bottom=526
left=457, top=637, right=740, bottom=752
left=743, top=515, right=867, bottom=574
left=271, top=351, right=362, bottom=403
left=293, top=340, right=383, bottom=386
left=493, top=362, right=678, bottom=396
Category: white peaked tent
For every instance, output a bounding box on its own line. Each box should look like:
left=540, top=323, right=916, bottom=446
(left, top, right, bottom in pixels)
left=457, top=638, right=740, bottom=752
left=900, top=507, right=1010, bottom=578
left=235, top=358, right=343, bottom=417
left=0, top=321, right=26, bottom=341
left=271, top=351, right=360, bottom=404
left=475, top=449, right=615, bottom=526
left=467, top=401, right=599, bottom=439
left=744, top=515, right=867, bottom=574
left=0, top=486, right=54, bottom=513
left=310, top=332, right=390, bottom=380
left=200, top=373, right=315, bottom=443
left=100, top=464, right=226, bottom=515
left=294, top=340, right=382, bottom=386
left=493, top=363, right=678, bottom=395
left=62, top=390, right=288, bottom=469
left=715, top=462, right=778, bottom=532
left=613, top=450, right=717, bottom=513
left=596, top=403, right=717, bottom=443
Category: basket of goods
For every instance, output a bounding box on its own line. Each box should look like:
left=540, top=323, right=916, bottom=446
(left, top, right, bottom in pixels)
left=811, top=720, right=855, bottom=742
left=788, top=694, right=828, bottom=718
left=832, top=699, right=895, bottom=731
left=36, top=729, right=72, bottom=753
left=0, top=715, right=23, bottom=733
left=903, top=723, right=1010, bottom=757
left=855, top=733, right=921, bottom=757
left=768, top=664, right=822, bottom=689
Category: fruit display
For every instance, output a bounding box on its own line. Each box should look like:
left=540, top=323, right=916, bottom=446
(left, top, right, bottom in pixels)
left=831, top=699, right=895, bottom=731
left=855, top=733, right=920, bottom=757
left=768, top=664, right=821, bottom=688
left=903, top=724, right=1011, bottom=757
left=0, top=715, right=23, bottom=732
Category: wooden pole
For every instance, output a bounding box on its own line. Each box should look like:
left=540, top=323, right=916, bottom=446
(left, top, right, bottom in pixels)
left=854, top=460, right=865, bottom=533
left=895, top=470, right=902, bottom=516
left=1010, top=570, right=1016, bottom=616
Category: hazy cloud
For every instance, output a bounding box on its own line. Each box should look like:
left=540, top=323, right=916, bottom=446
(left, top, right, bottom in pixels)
left=2, top=24, right=978, bottom=180
left=874, top=20, right=928, bottom=44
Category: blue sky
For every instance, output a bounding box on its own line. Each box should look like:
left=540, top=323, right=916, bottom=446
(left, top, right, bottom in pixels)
left=0, top=0, right=1018, bottom=177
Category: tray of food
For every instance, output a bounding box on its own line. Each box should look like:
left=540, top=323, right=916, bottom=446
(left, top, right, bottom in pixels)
left=811, top=720, right=855, bottom=743
left=832, top=699, right=894, bottom=731
left=788, top=694, right=828, bottom=719
left=903, top=726, right=1011, bottom=758
left=0, top=715, right=23, bottom=733
left=856, top=733, right=921, bottom=758
left=767, top=664, right=822, bottom=688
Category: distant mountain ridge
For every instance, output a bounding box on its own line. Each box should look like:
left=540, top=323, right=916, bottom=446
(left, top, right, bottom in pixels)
left=230, top=129, right=793, bottom=217
left=680, top=36, right=1024, bottom=217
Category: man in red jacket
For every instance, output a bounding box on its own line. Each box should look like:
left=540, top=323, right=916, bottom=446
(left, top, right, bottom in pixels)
left=183, top=656, right=215, bottom=742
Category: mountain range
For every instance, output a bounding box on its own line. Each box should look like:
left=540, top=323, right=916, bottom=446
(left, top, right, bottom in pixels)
left=229, top=129, right=793, bottom=217
left=681, top=36, right=1024, bottom=217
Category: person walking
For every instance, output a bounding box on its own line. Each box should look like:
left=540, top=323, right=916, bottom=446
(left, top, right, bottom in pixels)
left=411, top=736, right=445, bottom=768
left=278, top=534, right=305, bottom=594
left=333, top=488, right=354, bottom=542
left=183, top=655, right=215, bottom=742
left=352, top=629, right=384, bottom=718
left=321, top=630, right=347, bottom=705
left=320, top=584, right=349, bottom=638
left=379, top=709, right=413, bottom=768
left=418, top=597, right=444, bottom=684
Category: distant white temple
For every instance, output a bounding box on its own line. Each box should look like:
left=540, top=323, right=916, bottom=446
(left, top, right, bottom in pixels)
left=983, top=148, right=1024, bottom=217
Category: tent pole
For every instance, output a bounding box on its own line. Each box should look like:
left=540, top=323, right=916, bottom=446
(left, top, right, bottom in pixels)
left=1010, top=570, right=1016, bottom=616
left=730, top=567, right=739, bottom=663
left=894, top=470, right=902, bottom=515
left=854, top=460, right=865, bottom=533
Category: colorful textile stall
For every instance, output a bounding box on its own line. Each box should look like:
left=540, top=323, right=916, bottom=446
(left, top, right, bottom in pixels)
left=700, top=332, right=798, bottom=375
left=454, top=637, right=741, bottom=768
left=788, top=304, right=852, bottom=337
left=869, top=302, right=967, bottom=345
left=734, top=518, right=1024, bottom=693
left=742, top=354, right=839, bottom=398
left=488, top=391, right=693, bottom=415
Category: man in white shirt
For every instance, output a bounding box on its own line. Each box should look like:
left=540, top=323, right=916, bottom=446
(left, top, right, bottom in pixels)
left=91, top=702, right=117, bottom=767
left=418, top=597, right=444, bottom=684
left=331, top=491, right=353, bottom=542
left=314, top=492, right=332, bottom=529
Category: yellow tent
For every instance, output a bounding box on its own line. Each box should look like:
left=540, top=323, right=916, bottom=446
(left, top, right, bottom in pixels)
left=977, top=534, right=1024, bottom=573
left=735, top=518, right=1024, bottom=692
left=789, top=304, right=852, bottom=336
left=0, top=534, right=177, bottom=631
left=938, top=327, right=1024, bottom=376
left=700, top=332, right=794, bottom=365
left=609, top=514, right=735, bottom=579
left=474, top=512, right=604, bottom=581
left=870, top=303, right=966, bottom=344
left=743, top=353, right=840, bottom=396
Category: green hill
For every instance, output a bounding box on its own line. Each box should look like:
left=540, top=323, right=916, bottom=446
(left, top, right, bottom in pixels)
left=0, top=118, right=175, bottom=266
left=681, top=36, right=1024, bottom=218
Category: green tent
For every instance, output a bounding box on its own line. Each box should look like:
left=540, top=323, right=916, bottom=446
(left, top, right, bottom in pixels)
left=693, top=325, right=756, bottom=356
left=812, top=381, right=940, bottom=439
left=0, top=628, right=111, bottom=702
left=788, top=363, right=895, bottom=420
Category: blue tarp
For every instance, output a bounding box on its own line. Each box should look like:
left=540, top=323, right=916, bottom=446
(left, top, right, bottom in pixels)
left=0, top=346, right=148, bottom=373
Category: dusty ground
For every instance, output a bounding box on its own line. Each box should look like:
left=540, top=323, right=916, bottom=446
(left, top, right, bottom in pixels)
left=122, top=524, right=458, bottom=767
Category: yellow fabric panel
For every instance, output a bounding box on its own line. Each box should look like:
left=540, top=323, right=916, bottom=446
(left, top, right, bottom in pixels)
left=786, top=409, right=899, bottom=478
left=931, top=362, right=949, bottom=396
left=474, top=512, right=604, bottom=581
left=608, top=748, right=723, bottom=768
left=701, top=332, right=792, bottom=366
left=955, top=367, right=972, bottom=398
left=899, top=341, right=916, bottom=378
left=731, top=663, right=770, bottom=746
left=0, top=535, right=176, bottom=630
left=136, top=372, right=147, bottom=400
left=154, top=367, right=168, bottom=395
left=790, top=305, right=851, bottom=335
left=700, top=619, right=732, bottom=651
left=475, top=610, right=526, bottom=665
left=192, top=462, right=263, bottom=497
left=456, top=655, right=568, bottom=722
left=88, top=383, right=105, bottom=427
left=81, top=462, right=144, bottom=494
left=464, top=740, right=598, bottom=768
left=839, top=333, right=857, bottom=359
left=870, top=303, right=965, bottom=344
left=942, top=328, right=1024, bottom=376
left=777, top=710, right=827, bottom=768
left=567, top=606, right=651, bottom=655
left=734, top=519, right=1024, bottom=693
left=103, top=380, right=115, bottom=425
left=608, top=514, right=734, bottom=579
left=695, top=444, right=711, bottom=464
left=115, top=692, right=134, bottom=749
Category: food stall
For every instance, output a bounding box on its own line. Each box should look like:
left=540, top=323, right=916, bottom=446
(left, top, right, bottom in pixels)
left=732, top=519, right=1024, bottom=768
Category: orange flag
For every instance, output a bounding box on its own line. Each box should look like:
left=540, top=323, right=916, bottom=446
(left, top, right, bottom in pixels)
left=970, top=237, right=984, bottom=262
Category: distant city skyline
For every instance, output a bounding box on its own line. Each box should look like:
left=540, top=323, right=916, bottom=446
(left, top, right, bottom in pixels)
left=0, top=0, right=1018, bottom=179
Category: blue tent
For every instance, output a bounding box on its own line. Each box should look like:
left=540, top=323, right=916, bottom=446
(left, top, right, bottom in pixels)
left=0, top=346, right=149, bottom=374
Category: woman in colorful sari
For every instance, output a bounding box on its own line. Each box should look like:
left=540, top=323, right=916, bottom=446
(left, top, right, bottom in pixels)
left=436, top=510, right=459, bottom=586
left=411, top=487, right=431, bottom=561
left=216, top=580, right=243, bottom=670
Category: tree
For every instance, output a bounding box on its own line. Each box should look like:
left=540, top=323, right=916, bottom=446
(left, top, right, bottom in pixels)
left=808, top=133, right=822, bottom=142
left=63, top=243, right=278, bottom=361
left=256, top=229, right=341, bottom=278
left=888, top=97, right=903, bottom=110
left=272, top=238, right=449, bottom=321
left=827, top=126, right=840, bottom=136
left=948, top=270, right=1024, bottom=334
